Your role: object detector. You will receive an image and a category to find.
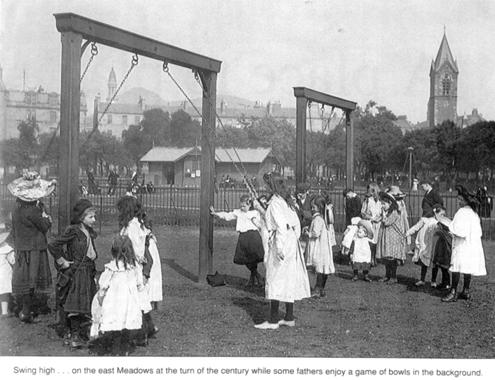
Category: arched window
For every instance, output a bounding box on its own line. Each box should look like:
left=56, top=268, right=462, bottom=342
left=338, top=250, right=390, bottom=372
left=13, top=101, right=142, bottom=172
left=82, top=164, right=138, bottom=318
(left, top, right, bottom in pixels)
left=442, top=73, right=452, bottom=96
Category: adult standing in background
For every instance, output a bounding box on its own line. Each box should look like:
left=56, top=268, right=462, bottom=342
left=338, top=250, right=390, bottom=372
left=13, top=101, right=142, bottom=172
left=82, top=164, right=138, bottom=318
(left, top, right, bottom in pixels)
left=420, top=179, right=443, bottom=218
left=437, top=185, right=486, bottom=302
left=344, top=189, right=362, bottom=228
left=107, top=168, right=119, bottom=196
left=254, top=173, right=310, bottom=330
left=361, top=183, right=382, bottom=266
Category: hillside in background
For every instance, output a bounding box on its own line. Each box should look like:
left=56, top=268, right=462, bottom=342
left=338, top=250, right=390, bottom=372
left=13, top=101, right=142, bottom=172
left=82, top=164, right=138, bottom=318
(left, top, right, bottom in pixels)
left=119, top=88, right=262, bottom=109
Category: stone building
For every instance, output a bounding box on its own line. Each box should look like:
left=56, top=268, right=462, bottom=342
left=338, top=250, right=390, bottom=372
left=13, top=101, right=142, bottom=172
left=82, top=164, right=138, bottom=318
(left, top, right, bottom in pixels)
left=0, top=65, right=87, bottom=141
left=427, top=32, right=459, bottom=128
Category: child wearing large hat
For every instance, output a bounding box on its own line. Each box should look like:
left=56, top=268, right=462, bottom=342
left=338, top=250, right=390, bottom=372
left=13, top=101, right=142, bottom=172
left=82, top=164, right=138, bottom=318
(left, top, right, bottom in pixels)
left=8, top=171, right=55, bottom=323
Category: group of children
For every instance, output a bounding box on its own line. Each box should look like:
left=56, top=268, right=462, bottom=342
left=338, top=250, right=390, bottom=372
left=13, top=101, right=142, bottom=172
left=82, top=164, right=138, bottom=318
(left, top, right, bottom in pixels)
left=52, top=195, right=163, bottom=355
left=228, top=181, right=458, bottom=301
left=1, top=171, right=163, bottom=355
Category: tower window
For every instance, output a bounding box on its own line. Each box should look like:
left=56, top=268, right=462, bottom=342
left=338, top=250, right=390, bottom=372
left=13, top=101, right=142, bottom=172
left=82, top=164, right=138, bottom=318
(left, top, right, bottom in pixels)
left=442, top=73, right=452, bottom=96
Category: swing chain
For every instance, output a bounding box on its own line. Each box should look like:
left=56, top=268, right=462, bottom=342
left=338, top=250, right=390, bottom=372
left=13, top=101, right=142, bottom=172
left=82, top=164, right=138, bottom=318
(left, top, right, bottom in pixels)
left=98, top=53, right=139, bottom=124
left=80, top=42, right=98, bottom=82
left=162, top=61, right=169, bottom=73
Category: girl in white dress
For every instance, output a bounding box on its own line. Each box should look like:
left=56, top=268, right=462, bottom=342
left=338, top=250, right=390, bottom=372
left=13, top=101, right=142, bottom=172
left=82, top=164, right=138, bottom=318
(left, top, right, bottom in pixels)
left=437, top=185, right=486, bottom=302
left=254, top=173, right=310, bottom=330
left=0, top=223, right=15, bottom=316
left=90, top=236, right=144, bottom=355
left=304, top=196, right=335, bottom=297
left=117, top=196, right=161, bottom=343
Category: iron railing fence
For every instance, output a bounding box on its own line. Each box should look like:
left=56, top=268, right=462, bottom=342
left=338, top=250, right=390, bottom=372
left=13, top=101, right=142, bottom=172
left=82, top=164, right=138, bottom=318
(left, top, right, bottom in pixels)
left=1, top=184, right=493, bottom=240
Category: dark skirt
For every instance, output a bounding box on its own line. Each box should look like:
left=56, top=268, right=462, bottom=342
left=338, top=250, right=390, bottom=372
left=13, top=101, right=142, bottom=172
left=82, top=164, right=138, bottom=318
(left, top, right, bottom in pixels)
left=12, top=250, right=52, bottom=296
left=432, top=232, right=452, bottom=269
left=233, top=230, right=264, bottom=266
left=352, top=262, right=371, bottom=272
left=60, top=260, right=96, bottom=315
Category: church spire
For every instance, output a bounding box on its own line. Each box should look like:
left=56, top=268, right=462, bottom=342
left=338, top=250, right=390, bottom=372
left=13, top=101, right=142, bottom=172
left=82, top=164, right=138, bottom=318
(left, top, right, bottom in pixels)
left=433, top=30, right=458, bottom=73
left=107, top=67, right=117, bottom=101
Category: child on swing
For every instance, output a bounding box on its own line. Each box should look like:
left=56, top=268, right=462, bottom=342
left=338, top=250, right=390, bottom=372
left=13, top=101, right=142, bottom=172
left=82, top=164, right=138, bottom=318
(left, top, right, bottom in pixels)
left=210, top=194, right=264, bottom=287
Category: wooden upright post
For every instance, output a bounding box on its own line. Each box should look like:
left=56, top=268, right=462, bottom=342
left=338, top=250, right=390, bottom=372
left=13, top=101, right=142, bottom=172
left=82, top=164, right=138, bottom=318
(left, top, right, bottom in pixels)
left=58, top=31, right=82, bottom=234
left=199, top=71, right=217, bottom=283
left=345, top=110, right=354, bottom=190
left=295, top=96, right=307, bottom=184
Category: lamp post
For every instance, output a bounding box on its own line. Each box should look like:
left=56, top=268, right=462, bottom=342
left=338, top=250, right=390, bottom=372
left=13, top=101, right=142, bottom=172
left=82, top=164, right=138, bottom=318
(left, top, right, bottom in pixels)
left=407, top=146, right=414, bottom=190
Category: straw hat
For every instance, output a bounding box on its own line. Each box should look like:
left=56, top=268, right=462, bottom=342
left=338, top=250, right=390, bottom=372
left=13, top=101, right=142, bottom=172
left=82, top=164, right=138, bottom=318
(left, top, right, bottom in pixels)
left=357, top=219, right=373, bottom=239
left=379, top=191, right=397, bottom=206
left=387, top=185, right=406, bottom=199
left=8, top=171, right=56, bottom=202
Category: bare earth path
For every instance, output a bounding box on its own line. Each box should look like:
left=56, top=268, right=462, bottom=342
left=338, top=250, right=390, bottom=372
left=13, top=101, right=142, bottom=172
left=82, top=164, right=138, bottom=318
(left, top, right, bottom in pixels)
left=1, top=225, right=494, bottom=358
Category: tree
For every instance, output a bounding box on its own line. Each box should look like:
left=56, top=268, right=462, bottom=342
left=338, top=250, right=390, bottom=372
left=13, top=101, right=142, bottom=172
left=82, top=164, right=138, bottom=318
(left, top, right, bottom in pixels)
left=122, top=124, right=147, bottom=170
left=170, top=109, right=201, bottom=147
left=353, top=101, right=402, bottom=180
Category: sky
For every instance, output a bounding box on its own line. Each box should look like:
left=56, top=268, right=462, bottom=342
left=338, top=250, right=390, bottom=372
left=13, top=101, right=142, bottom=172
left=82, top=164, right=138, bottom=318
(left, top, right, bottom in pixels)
left=1, top=0, right=494, bottom=123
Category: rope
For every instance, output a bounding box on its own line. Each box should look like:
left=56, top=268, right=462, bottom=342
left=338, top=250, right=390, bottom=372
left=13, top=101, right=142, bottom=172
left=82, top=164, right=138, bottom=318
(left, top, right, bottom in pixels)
left=81, top=53, right=139, bottom=149
left=40, top=42, right=99, bottom=162
left=162, top=63, right=258, bottom=199
left=80, top=42, right=98, bottom=82
left=193, top=70, right=258, bottom=199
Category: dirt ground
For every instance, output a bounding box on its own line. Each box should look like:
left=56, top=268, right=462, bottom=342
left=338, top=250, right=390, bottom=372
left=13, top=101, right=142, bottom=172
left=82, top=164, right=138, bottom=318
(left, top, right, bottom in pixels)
left=0, top=225, right=494, bottom=358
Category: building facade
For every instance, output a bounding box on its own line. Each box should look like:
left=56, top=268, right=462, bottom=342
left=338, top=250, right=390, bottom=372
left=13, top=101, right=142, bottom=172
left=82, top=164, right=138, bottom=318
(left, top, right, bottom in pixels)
left=0, top=66, right=88, bottom=141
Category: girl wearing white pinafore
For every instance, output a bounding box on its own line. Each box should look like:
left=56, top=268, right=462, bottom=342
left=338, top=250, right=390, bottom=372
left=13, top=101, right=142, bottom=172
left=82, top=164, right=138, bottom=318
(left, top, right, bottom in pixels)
left=305, top=196, right=335, bottom=297
left=440, top=185, right=487, bottom=303
left=254, top=173, right=310, bottom=330
left=121, top=217, right=162, bottom=305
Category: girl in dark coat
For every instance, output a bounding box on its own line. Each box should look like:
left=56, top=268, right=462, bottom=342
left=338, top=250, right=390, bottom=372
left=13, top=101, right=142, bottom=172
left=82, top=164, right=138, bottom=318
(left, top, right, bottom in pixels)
left=48, top=199, right=98, bottom=349
left=8, top=171, right=56, bottom=323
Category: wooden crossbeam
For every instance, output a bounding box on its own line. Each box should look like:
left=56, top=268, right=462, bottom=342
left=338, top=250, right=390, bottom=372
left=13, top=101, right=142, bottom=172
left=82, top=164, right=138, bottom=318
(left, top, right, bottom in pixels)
left=293, top=87, right=356, bottom=187
left=293, top=87, right=356, bottom=111
left=55, top=13, right=222, bottom=73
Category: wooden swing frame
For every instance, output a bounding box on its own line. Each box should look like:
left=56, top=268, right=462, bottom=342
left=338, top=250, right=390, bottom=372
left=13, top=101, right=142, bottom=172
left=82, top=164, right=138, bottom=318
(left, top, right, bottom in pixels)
left=293, top=87, right=357, bottom=189
left=55, top=13, right=221, bottom=283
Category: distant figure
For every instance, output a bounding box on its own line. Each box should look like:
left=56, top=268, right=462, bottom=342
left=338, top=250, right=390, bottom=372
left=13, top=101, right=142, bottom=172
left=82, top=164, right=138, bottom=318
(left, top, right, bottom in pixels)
left=420, top=179, right=443, bottom=218
left=476, top=186, right=492, bottom=218
left=86, top=168, right=99, bottom=195
left=343, top=188, right=362, bottom=228
left=108, top=169, right=119, bottom=196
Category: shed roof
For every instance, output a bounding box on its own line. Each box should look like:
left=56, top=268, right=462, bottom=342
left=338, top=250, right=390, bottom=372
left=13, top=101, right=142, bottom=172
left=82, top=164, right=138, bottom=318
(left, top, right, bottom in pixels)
left=140, top=146, right=273, bottom=164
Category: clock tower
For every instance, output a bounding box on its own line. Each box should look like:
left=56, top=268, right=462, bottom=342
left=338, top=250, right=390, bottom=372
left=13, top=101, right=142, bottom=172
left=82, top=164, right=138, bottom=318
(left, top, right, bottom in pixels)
left=427, top=31, right=459, bottom=127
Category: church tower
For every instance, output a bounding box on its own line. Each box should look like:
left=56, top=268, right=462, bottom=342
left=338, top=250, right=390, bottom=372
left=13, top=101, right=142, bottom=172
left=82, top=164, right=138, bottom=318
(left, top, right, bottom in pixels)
left=427, top=31, right=459, bottom=127
left=107, top=67, right=117, bottom=102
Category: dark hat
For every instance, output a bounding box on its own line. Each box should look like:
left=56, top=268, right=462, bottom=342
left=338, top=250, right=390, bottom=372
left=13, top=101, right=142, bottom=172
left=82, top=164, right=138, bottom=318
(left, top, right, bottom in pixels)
left=296, top=182, right=310, bottom=194
left=71, top=199, right=95, bottom=224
